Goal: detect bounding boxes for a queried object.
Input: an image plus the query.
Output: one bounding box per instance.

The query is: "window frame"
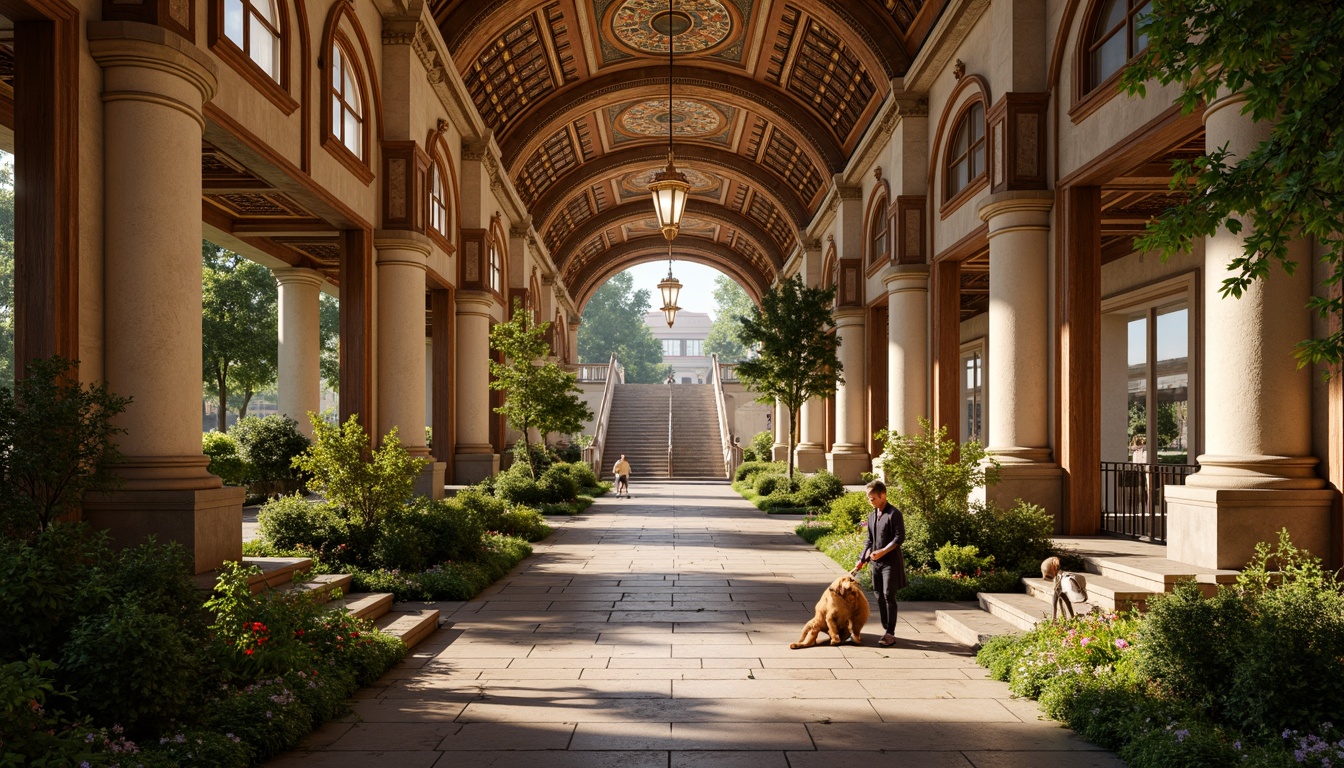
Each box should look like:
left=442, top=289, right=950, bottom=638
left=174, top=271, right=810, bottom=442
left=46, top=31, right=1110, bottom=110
left=943, top=100, right=987, bottom=207
left=209, top=0, right=297, bottom=114
left=487, top=238, right=503, bottom=296
left=322, top=32, right=374, bottom=184
left=428, top=160, right=450, bottom=241
left=959, top=339, right=987, bottom=446
left=1070, top=0, right=1154, bottom=123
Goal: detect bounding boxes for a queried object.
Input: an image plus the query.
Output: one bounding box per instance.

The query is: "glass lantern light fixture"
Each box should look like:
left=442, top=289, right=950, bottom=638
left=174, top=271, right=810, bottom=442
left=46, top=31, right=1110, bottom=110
left=657, top=244, right=682, bottom=327
left=647, top=0, right=691, bottom=241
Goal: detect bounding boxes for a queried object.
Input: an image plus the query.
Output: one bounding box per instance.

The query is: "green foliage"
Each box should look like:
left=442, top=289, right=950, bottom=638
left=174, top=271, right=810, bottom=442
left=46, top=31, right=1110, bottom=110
left=539, top=462, right=580, bottom=502
left=344, top=533, right=533, bottom=600
left=813, top=528, right=872, bottom=590
left=934, top=543, right=994, bottom=575
left=895, top=568, right=1022, bottom=601
left=490, top=299, right=593, bottom=477
left=548, top=460, right=599, bottom=491
left=1136, top=530, right=1344, bottom=741
left=1120, top=0, right=1344, bottom=369
left=578, top=270, right=672, bottom=383
left=971, top=501, right=1055, bottom=573
left=229, top=415, right=311, bottom=485
left=494, top=462, right=548, bottom=506
left=319, top=293, right=340, bottom=392
left=0, top=162, right=13, bottom=389
left=1128, top=400, right=1181, bottom=448
left=704, top=275, right=755, bottom=363
left=203, top=430, right=251, bottom=486
left=202, top=243, right=278, bottom=431
left=734, top=460, right=784, bottom=483
left=257, top=495, right=349, bottom=560
left=797, top=469, right=844, bottom=508
left=0, top=657, right=104, bottom=767
left=292, top=414, right=428, bottom=557
left=877, top=417, right=996, bottom=521
left=824, top=491, right=870, bottom=531
left=0, top=356, right=129, bottom=535
left=753, top=472, right=796, bottom=496
left=742, top=430, right=774, bottom=463
left=734, top=275, right=841, bottom=478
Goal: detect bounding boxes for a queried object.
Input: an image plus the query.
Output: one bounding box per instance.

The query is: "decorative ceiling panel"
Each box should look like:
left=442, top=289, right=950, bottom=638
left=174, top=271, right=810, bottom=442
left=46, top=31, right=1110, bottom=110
left=606, top=98, right=737, bottom=147
left=595, top=0, right=752, bottom=65
left=516, top=126, right=580, bottom=208
left=760, top=128, right=822, bottom=205
left=784, top=11, right=876, bottom=140
left=745, top=194, right=794, bottom=252
left=544, top=192, right=596, bottom=252
left=880, top=0, right=929, bottom=32
left=616, top=164, right=722, bottom=204
left=466, top=13, right=558, bottom=132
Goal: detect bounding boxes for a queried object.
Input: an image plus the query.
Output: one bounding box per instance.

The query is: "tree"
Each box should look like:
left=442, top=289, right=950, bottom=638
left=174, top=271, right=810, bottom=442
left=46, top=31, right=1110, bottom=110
left=704, top=275, right=754, bottom=363
left=577, top=270, right=671, bottom=383
left=1122, top=0, right=1344, bottom=369
left=491, top=299, right=594, bottom=477
left=734, top=275, right=841, bottom=478
left=319, top=293, right=340, bottom=392
left=202, top=243, right=278, bottom=431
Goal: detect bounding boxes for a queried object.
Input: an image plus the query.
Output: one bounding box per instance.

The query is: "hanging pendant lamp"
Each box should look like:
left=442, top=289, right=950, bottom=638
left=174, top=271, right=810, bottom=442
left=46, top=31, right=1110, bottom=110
left=658, top=243, right=682, bottom=327
left=647, top=0, right=691, bottom=241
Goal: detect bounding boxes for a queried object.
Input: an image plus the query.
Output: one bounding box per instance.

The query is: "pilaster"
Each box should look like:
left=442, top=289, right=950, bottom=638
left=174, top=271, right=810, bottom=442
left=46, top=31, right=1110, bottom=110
left=827, top=308, right=870, bottom=482
left=455, top=290, right=498, bottom=483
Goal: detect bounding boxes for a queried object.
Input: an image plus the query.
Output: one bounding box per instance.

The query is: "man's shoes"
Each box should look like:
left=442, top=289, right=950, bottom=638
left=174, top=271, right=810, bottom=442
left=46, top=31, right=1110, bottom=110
left=877, top=635, right=896, bottom=647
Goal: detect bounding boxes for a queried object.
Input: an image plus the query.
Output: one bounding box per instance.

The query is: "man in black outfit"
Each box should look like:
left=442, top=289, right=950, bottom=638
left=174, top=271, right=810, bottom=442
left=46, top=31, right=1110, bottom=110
left=853, top=479, right=907, bottom=647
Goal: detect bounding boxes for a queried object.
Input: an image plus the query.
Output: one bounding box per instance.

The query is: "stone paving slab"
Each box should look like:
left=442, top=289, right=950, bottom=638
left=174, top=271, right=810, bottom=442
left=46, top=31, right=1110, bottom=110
left=268, top=481, right=1117, bottom=766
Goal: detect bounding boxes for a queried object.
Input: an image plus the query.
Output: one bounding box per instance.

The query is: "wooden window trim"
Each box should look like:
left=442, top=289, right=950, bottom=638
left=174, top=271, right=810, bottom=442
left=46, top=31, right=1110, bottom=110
left=865, top=193, right=890, bottom=277
left=322, top=33, right=373, bottom=185
left=209, top=0, right=297, bottom=115
left=939, top=99, right=989, bottom=219
left=1069, top=0, right=1152, bottom=124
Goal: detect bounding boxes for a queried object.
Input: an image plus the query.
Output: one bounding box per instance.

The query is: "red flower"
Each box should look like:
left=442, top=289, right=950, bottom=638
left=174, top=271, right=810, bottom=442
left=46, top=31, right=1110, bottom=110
left=244, top=649, right=254, bottom=656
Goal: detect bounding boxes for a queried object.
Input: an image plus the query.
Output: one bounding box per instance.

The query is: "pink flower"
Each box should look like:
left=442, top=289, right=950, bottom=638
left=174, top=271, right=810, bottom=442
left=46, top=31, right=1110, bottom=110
left=1114, top=638, right=1129, bottom=649
left=1080, top=637, right=1091, bottom=646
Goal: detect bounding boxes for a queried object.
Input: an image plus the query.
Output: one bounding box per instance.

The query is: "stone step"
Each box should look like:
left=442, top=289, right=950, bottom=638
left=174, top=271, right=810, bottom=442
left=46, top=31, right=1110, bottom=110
left=977, top=592, right=1054, bottom=631
left=330, top=592, right=395, bottom=622
left=1083, top=555, right=1237, bottom=597
left=1022, top=574, right=1155, bottom=613
left=376, top=607, right=441, bottom=649
left=935, top=606, right=1022, bottom=649
left=277, top=573, right=353, bottom=603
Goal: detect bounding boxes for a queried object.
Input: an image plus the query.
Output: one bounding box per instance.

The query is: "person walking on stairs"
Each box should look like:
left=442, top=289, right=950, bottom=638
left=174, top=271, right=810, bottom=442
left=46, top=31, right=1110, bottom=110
left=612, top=454, right=632, bottom=498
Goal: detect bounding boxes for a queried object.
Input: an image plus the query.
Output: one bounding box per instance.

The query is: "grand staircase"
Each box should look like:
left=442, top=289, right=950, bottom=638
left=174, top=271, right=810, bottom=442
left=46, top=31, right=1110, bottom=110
left=601, top=383, right=727, bottom=480
left=934, top=539, right=1238, bottom=648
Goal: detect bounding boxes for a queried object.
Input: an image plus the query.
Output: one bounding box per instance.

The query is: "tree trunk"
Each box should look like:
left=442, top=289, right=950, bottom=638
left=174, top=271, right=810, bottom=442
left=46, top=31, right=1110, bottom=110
left=237, top=387, right=254, bottom=426
left=786, top=407, right=798, bottom=479
left=522, top=424, right=536, bottom=479
left=216, top=372, right=229, bottom=432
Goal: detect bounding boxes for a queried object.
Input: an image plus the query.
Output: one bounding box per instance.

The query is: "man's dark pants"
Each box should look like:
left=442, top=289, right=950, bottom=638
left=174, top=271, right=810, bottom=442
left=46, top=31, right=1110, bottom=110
left=870, top=561, right=899, bottom=634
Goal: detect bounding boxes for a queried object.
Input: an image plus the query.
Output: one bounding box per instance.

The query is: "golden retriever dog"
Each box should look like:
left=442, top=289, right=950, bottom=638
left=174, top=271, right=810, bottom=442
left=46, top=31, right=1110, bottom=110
left=790, top=574, right=869, bottom=649
left=1041, top=556, right=1061, bottom=580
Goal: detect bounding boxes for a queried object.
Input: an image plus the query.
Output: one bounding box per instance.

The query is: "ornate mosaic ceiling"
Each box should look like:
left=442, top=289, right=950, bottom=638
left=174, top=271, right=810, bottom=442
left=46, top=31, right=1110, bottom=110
left=434, top=0, right=947, bottom=298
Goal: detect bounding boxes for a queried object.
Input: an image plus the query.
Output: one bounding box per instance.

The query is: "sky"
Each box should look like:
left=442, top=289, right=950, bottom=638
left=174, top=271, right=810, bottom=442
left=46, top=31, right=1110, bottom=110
left=618, top=259, right=730, bottom=320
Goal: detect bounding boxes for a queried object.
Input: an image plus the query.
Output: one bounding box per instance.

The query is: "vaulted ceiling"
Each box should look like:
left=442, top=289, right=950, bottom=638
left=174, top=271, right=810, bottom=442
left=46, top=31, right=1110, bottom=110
left=432, top=0, right=947, bottom=300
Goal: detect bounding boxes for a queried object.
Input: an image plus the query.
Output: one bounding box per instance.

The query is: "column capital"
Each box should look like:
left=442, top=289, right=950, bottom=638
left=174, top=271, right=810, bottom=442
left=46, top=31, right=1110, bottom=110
left=374, top=229, right=433, bottom=256
left=87, top=21, right=217, bottom=104
left=882, top=264, right=930, bottom=292
left=832, top=307, right=867, bottom=326
left=977, top=190, right=1054, bottom=224
left=456, top=289, right=495, bottom=315
left=272, top=266, right=325, bottom=289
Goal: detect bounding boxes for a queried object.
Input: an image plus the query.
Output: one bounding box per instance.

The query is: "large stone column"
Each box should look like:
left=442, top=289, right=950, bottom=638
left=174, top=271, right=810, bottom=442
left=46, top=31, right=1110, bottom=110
left=977, top=191, right=1062, bottom=523
left=84, top=22, right=242, bottom=573
left=795, top=397, right=826, bottom=472
left=1165, top=93, right=1334, bottom=568
left=375, top=232, right=444, bottom=498
left=274, top=268, right=323, bottom=437
left=455, top=291, right=498, bottom=482
left=885, top=266, right=929, bottom=436
left=770, top=399, right=790, bottom=462
left=827, top=308, right=870, bottom=482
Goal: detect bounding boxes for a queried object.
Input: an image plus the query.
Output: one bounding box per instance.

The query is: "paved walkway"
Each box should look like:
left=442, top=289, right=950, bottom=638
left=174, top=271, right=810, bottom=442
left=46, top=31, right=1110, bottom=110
left=270, top=481, right=1122, bottom=768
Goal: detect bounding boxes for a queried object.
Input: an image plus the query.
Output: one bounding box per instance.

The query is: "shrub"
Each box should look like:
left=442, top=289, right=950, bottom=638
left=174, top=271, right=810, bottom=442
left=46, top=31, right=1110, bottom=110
left=744, top=430, right=774, bottom=463
left=257, top=495, right=349, bottom=560
left=552, top=442, right=582, bottom=464
left=0, top=356, right=129, bottom=536
left=877, top=417, right=996, bottom=521
left=496, top=504, right=551, bottom=541
left=815, top=527, right=871, bottom=590
left=204, top=430, right=252, bottom=486
left=539, top=463, right=580, bottom=502
left=734, top=460, right=783, bottom=483
left=973, top=500, right=1055, bottom=572
left=824, top=492, right=870, bottom=531
left=934, top=543, right=994, bottom=575
left=230, top=415, right=311, bottom=485
left=902, top=504, right=979, bottom=570
left=550, top=460, right=599, bottom=491
left=494, top=463, right=547, bottom=506
left=797, top=469, right=845, bottom=508
left=453, top=487, right=511, bottom=532
left=895, top=568, right=1021, bottom=601
left=754, top=472, right=796, bottom=496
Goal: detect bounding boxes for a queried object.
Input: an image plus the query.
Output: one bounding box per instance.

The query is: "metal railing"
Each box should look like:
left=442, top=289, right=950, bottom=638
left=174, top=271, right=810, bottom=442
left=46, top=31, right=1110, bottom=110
left=1099, top=461, right=1199, bottom=543
left=582, top=354, right=624, bottom=476
left=708, top=354, right=740, bottom=479
left=574, top=362, right=620, bottom=383
left=666, top=386, right=674, bottom=477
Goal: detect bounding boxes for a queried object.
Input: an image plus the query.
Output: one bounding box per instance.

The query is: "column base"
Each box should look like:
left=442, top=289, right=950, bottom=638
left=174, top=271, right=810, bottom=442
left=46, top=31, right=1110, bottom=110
left=984, top=461, right=1063, bottom=532
left=415, top=461, right=447, bottom=500
left=771, top=443, right=791, bottom=462
left=454, top=452, right=499, bottom=485
left=827, top=446, right=871, bottom=484
left=1164, top=485, right=1338, bottom=570
left=83, top=485, right=245, bottom=574
left=794, top=443, right=825, bottom=473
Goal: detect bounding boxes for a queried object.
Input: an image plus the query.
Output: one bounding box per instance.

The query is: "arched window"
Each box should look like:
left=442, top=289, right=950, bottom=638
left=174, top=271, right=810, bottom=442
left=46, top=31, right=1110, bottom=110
left=946, top=101, right=985, bottom=200
left=487, top=239, right=502, bottom=294
left=223, top=0, right=281, bottom=81
left=330, top=38, right=364, bottom=160
left=868, top=201, right=888, bottom=265
left=429, top=163, right=449, bottom=238
left=1086, top=0, right=1152, bottom=91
